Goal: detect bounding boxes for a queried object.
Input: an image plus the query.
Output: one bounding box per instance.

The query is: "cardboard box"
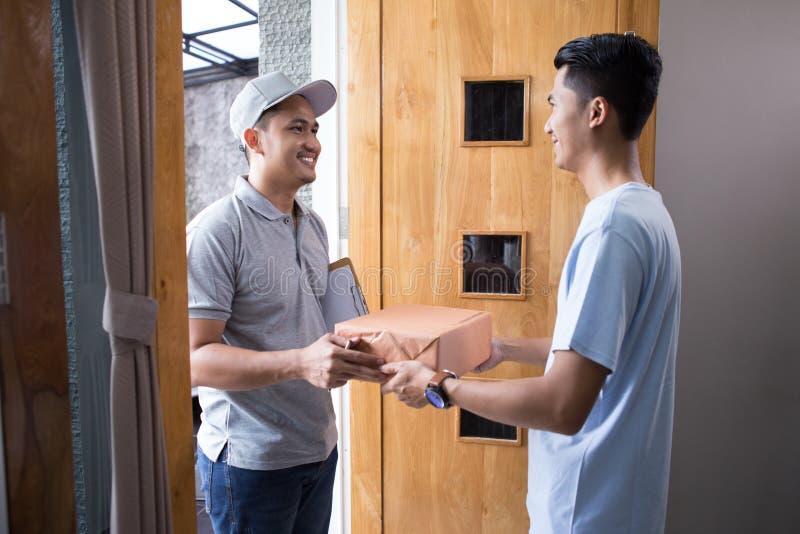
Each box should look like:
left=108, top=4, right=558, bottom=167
left=334, top=304, right=492, bottom=376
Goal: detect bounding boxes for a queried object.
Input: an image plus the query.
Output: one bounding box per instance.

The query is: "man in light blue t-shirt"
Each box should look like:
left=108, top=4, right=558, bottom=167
left=381, top=33, right=680, bottom=533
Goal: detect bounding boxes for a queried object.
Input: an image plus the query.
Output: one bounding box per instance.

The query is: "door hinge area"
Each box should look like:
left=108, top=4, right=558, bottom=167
left=339, top=207, right=349, bottom=240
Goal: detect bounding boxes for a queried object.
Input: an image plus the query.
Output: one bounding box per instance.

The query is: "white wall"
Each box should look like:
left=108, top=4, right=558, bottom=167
left=311, top=1, right=350, bottom=532
left=656, top=1, right=800, bottom=531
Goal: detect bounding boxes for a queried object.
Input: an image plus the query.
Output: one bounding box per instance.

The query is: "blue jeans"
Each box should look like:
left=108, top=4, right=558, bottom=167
left=197, top=445, right=337, bottom=534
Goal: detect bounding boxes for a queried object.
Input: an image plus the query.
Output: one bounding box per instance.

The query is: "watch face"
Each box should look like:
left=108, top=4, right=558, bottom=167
left=425, top=388, right=446, bottom=409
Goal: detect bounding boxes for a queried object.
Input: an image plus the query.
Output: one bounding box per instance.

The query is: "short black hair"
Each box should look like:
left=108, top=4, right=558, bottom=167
left=554, top=33, right=662, bottom=140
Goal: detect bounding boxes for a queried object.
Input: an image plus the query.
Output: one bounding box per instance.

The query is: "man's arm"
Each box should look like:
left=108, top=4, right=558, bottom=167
left=475, top=337, right=553, bottom=372
left=382, top=350, right=608, bottom=435
left=190, top=318, right=387, bottom=390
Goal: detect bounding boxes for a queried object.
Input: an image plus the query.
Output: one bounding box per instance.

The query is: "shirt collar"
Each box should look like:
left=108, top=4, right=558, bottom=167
left=234, top=175, right=308, bottom=220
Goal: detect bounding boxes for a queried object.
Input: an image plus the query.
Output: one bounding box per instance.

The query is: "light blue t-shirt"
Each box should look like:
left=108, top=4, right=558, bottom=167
left=528, top=182, right=681, bottom=534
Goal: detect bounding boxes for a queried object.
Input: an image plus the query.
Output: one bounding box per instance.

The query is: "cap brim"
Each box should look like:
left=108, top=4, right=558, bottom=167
left=295, top=79, right=338, bottom=117
left=260, top=79, right=338, bottom=119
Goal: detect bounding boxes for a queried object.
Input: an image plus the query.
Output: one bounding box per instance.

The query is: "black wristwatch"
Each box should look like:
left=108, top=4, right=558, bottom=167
left=425, top=370, right=458, bottom=409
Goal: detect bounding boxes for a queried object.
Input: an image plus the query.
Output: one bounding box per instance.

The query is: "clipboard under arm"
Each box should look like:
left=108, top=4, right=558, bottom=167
left=320, top=257, right=369, bottom=333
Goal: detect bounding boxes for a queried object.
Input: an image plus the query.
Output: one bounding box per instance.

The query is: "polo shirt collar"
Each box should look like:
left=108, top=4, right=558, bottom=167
left=234, top=175, right=308, bottom=220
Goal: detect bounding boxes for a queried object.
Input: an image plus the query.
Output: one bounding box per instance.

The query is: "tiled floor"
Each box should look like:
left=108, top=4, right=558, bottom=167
left=196, top=500, right=214, bottom=534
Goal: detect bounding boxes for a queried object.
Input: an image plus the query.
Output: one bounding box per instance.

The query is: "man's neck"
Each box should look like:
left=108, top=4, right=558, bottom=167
left=246, top=170, right=298, bottom=215
left=576, top=141, right=647, bottom=200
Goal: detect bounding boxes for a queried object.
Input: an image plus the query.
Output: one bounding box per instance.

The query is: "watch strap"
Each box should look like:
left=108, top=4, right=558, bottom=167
left=427, top=370, right=458, bottom=388
left=426, top=370, right=458, bottom=408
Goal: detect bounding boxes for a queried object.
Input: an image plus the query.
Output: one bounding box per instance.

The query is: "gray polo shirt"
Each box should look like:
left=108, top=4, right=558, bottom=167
left=187, top=175, right=336, bottom=470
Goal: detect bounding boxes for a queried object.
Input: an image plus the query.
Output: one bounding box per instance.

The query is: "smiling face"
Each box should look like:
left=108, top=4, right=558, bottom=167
left=544, top=67, right=592, bottom=173
left=251, top=94, right=321, bottom=188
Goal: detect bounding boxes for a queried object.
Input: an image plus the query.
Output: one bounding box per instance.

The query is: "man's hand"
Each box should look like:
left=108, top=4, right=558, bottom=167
left=299, top=334, right=387, bottom=389
left=474, top=337, right=506, bottom=373
left=380, top=360, right=437, bottom=408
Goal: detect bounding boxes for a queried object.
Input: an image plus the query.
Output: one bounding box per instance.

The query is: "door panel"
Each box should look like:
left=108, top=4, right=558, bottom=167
left=348, top=1, right=659, bottom=532
left=0, top=1, right=75, bottom=532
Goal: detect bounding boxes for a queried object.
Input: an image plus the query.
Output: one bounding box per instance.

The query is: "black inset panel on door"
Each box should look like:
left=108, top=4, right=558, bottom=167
left=461, top=232, right=525, bottom=298
left=464, top=79, right=526, bottom=142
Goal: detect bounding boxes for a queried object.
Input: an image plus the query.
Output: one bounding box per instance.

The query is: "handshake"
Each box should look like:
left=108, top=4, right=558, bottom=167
left=380, top=343, right=504, bottom=408
left=302, top=333, right=505, bottom=410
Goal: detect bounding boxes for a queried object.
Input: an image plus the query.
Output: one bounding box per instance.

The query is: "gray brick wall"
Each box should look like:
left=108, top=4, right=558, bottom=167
left=259, top=0, right=313, bottom=206
left=259, top=0, right=311, bottom=84
left=184, top=76, right=250, bottom=222
left=184, top=0, right=313, bottom=222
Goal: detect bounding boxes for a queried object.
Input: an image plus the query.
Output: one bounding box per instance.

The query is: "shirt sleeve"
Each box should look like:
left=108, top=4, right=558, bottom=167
left=186, top=223, right=236, bottom=322
left=553, top=229, right=645, bottom=372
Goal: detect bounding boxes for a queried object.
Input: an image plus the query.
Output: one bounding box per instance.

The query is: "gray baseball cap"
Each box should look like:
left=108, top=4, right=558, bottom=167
left=229, top=71, right=337, bottom=141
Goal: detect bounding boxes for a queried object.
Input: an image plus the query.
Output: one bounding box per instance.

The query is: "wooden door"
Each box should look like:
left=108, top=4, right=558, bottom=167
left=0, top=1, right=75, bottom=531
left=348, top=1, right=659, bottom=532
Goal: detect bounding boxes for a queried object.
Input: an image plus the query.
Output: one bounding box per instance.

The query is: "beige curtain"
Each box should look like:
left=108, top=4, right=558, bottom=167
left=72, top=1, right=172, bottom=532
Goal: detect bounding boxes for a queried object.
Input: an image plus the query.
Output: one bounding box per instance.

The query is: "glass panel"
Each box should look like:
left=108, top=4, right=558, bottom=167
left=183, top=53, right=213, bottom=70
left=182, top=0, right=254, bottom=34
left=200, top=24, right=260, bottom=59
left=464, top=80, right=525, bottom=142
left=459, top=408, right=519, bottom=441
left=462, top=234, right=523, bottom=295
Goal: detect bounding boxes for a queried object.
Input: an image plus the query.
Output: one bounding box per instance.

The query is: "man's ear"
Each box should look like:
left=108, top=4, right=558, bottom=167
left=242, top=127, right=260, bottom=153
left=588, top=96, right=609, bottom=129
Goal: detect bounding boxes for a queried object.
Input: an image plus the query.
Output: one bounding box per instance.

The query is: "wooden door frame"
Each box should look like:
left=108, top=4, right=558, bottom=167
left=347, top=0, right=384, bottom=532
left=617, top=0, right=661, bottom=185
left=154, top=0, right=196, bottom=532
